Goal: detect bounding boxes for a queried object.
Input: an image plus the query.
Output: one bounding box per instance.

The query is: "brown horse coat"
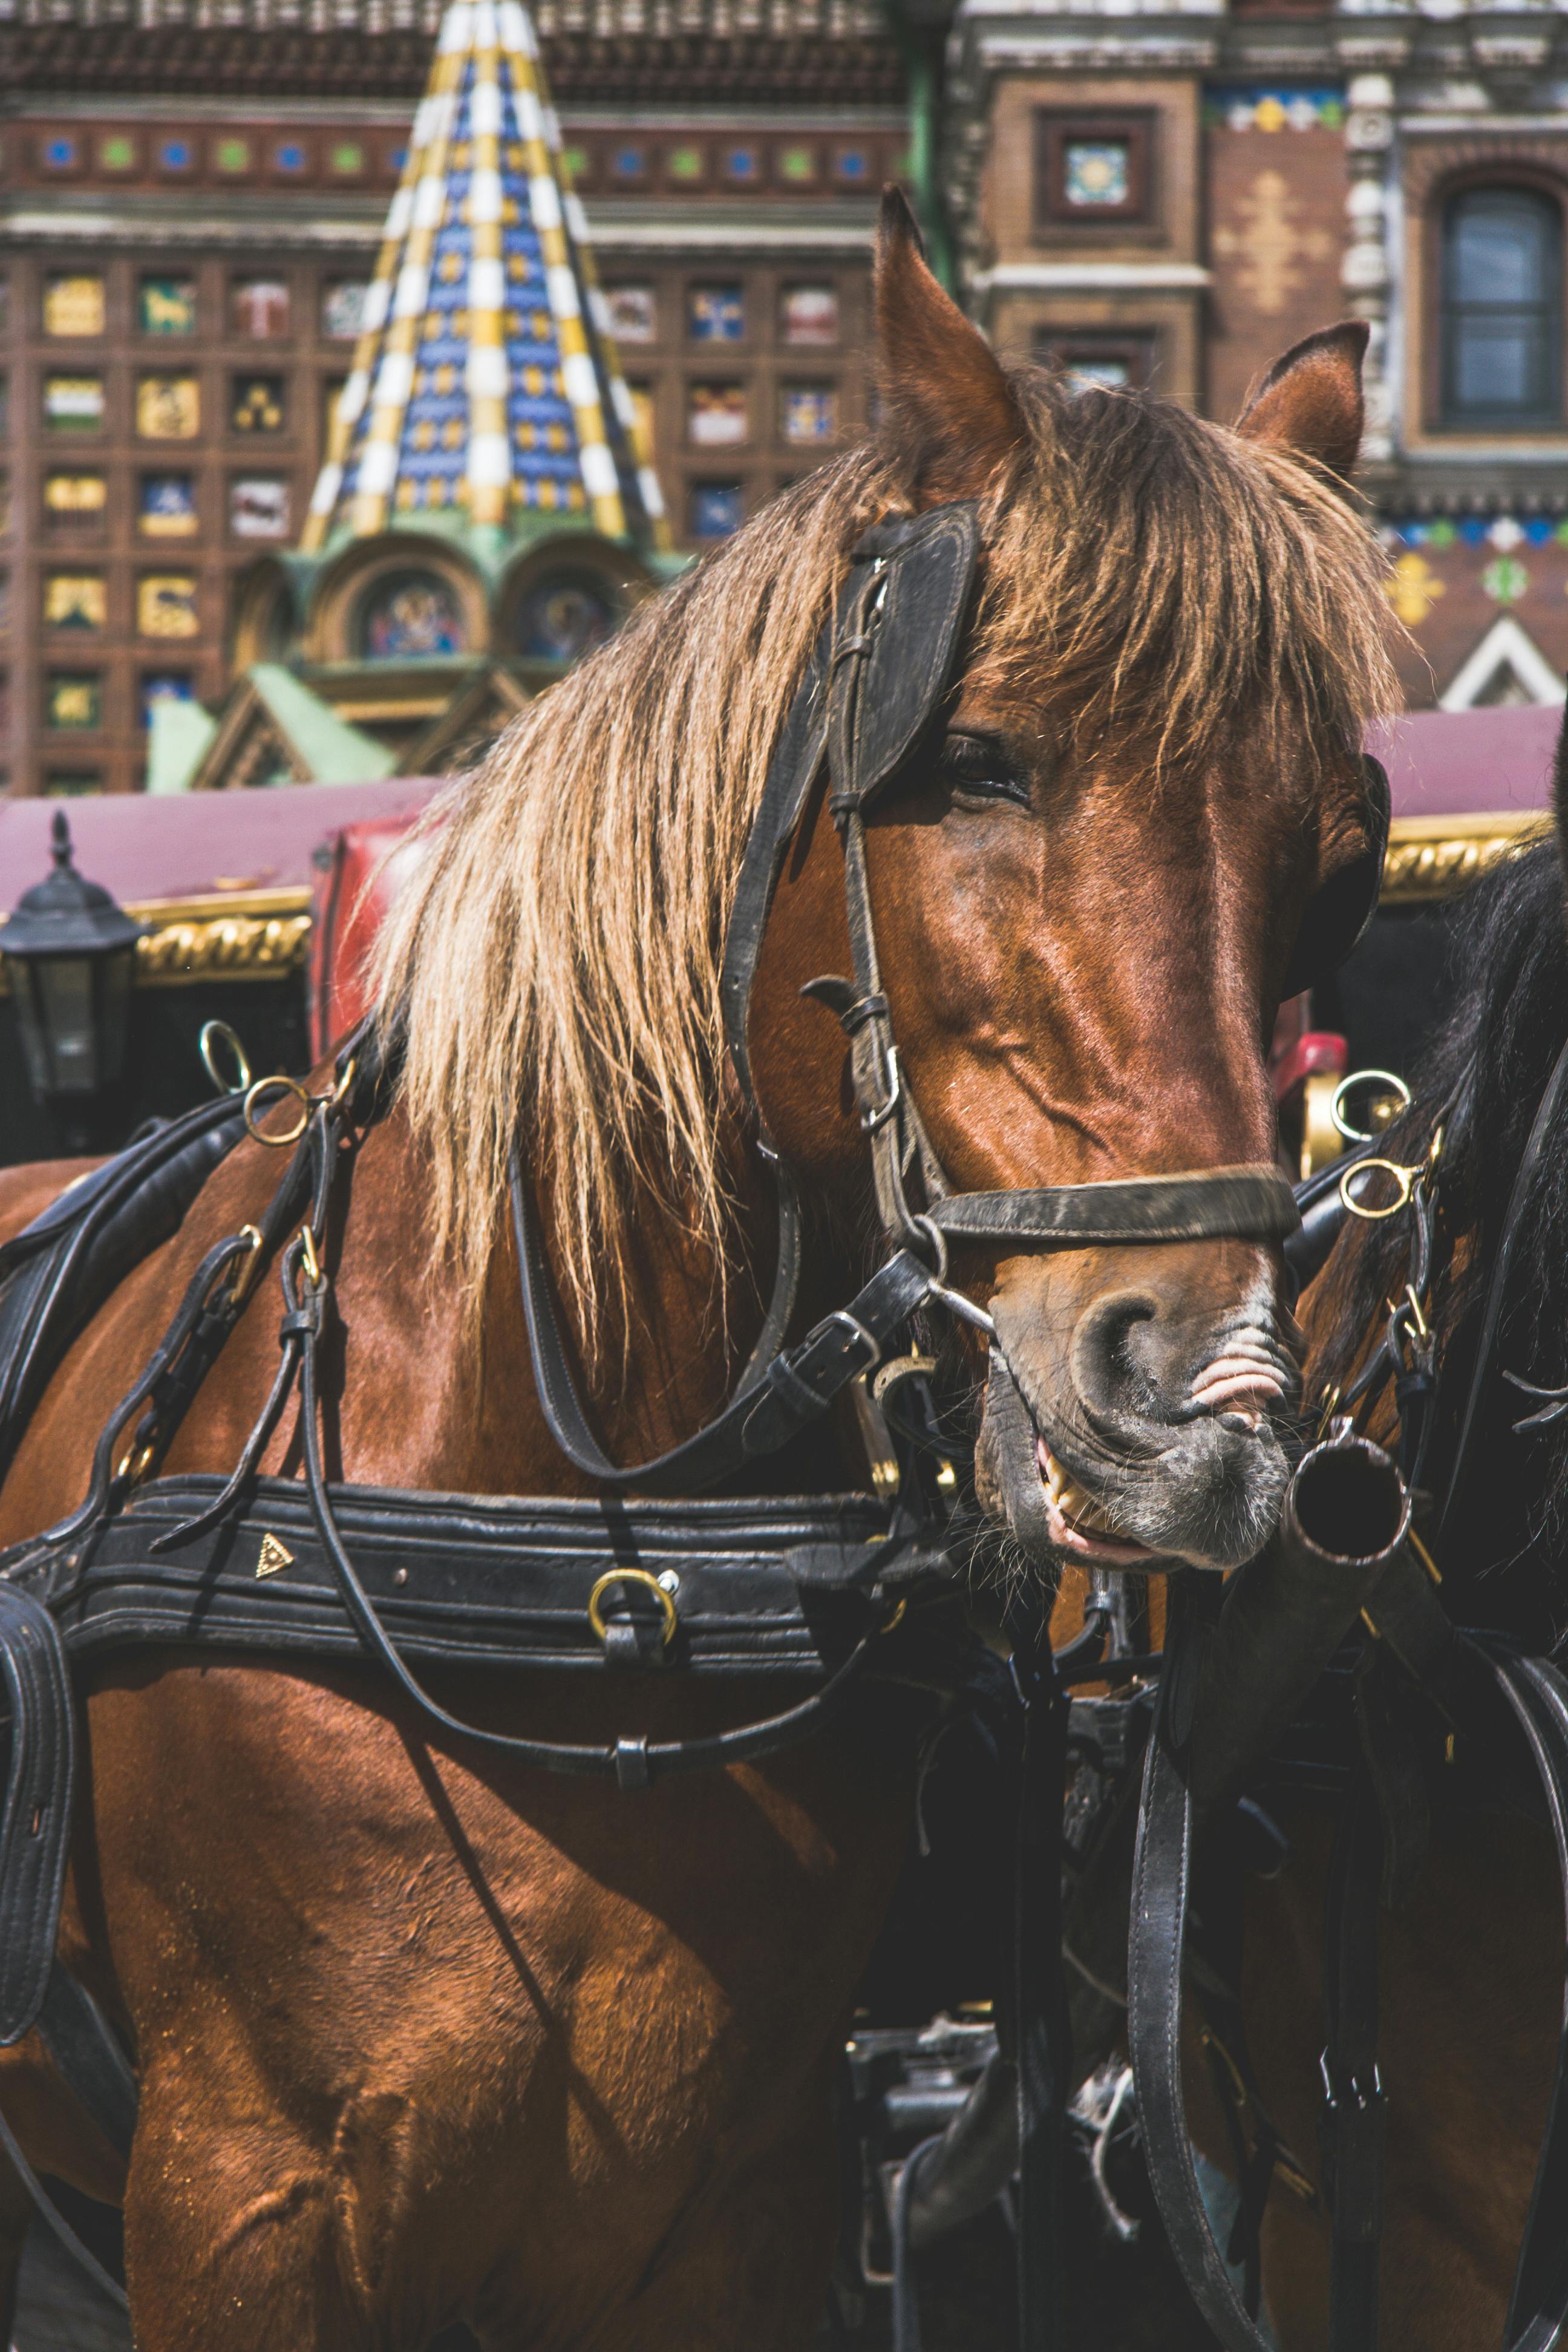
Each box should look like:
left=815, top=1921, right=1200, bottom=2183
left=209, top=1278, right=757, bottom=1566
left=0, top=196, right=1396, bottom=2348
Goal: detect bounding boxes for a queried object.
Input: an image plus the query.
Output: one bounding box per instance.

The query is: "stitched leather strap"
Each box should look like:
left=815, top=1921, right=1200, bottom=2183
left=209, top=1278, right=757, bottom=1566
left=511, top=1149, right=935, bottom=1494
left=0, top=1582, right=74, bottom=2048
left=928, top=1168, right=1299, bottom=1249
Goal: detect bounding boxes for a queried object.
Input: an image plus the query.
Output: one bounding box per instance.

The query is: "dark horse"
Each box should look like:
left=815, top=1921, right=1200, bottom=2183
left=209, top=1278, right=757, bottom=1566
left=1200, top=719, right=1568, bottom=2349
left=0, top=196, right=1394, bottom=2347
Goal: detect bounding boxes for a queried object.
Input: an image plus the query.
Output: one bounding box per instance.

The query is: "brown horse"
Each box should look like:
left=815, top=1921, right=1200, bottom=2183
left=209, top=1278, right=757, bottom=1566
left=0, top=195, right=1394, bottom=2348
left=1189, top=776, right=1568, bottom=2352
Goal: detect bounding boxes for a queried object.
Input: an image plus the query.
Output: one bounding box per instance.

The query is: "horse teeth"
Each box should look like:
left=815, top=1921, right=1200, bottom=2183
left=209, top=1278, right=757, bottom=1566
left=1034, top=1440, right=1117, bottom=1535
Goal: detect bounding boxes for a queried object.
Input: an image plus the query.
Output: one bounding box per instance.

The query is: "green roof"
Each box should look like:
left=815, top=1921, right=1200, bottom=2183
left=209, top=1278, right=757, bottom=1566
left=249, top=665, right=398, bottom=783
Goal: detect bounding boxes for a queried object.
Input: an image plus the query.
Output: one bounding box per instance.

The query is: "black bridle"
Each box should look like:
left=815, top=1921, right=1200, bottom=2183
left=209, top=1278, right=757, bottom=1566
left=512, top=498, right=1305, bottom=1500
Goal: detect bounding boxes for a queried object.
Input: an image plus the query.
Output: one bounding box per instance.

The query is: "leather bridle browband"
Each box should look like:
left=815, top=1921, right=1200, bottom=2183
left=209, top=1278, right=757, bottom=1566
left=511, top=499, right=1302, bottom=1496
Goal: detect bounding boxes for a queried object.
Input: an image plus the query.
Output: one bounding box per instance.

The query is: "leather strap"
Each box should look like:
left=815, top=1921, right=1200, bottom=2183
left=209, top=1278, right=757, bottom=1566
left=36, top=1962, right=137, bottom=2164
left=1127, top=1581, right=1278, bottom=2352
left=0, top=1582, right=74, bottom=2048
left=928, top=1169, right=1299, bottom=1249
left=511, top=1150, right=935, bottom=1494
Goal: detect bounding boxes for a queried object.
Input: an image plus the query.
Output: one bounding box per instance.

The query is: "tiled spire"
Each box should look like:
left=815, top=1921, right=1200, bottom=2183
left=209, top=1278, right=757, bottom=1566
left=300, top=0, right=667, bottom=553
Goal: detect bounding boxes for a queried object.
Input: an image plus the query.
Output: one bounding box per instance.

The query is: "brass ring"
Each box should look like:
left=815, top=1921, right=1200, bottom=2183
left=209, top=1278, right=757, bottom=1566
left=1331, top=1068, right=1412, bottom=1146
left=199, top=1019, right=252, bottom=1097
left=587, top=1568, right=678, bottom=1650
left=1339, top=1157, right=1415, bottom=1221
left=243, top=1075, right=312, bottom=1148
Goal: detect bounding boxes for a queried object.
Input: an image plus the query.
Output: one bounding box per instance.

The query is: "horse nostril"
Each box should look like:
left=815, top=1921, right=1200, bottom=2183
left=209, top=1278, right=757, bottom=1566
left=1070, top=1290, right=1163, bottom=1428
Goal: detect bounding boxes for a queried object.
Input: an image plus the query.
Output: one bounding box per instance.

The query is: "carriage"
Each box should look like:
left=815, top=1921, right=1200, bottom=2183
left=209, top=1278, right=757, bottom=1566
left=1, top=203, right=1566, bottom=2352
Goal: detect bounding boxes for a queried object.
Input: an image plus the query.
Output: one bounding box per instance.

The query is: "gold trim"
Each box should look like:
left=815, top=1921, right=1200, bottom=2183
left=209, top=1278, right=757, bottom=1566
left=134, top=912, right=312, bottom=987
left=1381, top=812, right=1552, bottom=904
left=125, top=887, right=315, bottom=988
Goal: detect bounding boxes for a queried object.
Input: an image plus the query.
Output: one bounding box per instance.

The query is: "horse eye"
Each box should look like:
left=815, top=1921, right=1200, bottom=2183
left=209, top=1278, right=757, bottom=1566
left=938, top=733, right=1030, bottom=809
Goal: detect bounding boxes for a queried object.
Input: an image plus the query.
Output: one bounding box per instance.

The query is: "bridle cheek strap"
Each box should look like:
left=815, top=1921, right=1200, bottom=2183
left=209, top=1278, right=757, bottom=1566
left=515, top=498, right=1300, bottom=1498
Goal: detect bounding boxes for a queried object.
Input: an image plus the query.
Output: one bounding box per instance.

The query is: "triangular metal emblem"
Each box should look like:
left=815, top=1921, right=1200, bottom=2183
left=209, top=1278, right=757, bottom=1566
left=255, top=1533, right=294, bottom=1581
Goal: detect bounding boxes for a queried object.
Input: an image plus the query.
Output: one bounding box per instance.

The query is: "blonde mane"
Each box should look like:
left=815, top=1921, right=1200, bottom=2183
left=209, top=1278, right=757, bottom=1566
left=371, top=372, right=1397, bottom=1339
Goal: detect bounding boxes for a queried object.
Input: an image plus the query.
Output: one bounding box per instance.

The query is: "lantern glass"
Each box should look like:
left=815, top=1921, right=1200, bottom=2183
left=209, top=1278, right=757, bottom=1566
left=33, top=955, right=98, bottom=1094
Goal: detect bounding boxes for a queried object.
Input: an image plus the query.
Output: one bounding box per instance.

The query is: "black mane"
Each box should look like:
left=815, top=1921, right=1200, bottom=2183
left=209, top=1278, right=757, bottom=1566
left=1312, top=829, right=1568, bottom=1615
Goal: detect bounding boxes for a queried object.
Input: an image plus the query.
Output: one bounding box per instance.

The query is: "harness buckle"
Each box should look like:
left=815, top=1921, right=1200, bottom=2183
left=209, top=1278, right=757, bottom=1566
left=820, top=1309, right=884, bottom=1377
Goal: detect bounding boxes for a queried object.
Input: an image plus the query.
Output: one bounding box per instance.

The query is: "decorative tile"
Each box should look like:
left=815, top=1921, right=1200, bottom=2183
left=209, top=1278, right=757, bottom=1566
left=44, top=276, right=104, bottom=338
left=1063, top=140, right=1129, bottom=209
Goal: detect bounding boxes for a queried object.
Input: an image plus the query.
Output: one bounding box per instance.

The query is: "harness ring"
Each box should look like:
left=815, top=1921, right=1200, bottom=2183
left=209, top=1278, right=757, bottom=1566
left=587, top=1569, right=679, bottom=1651
left=243, top=1075, right=313, bottom=1148
left=1339, top=1156, right=1417, bottom=1221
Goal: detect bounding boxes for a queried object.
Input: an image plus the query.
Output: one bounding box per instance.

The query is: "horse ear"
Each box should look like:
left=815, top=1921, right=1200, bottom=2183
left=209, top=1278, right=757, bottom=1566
left=1234, top=321, right=1368, bottom=480
left=875, top=186, right=1027, bottom=502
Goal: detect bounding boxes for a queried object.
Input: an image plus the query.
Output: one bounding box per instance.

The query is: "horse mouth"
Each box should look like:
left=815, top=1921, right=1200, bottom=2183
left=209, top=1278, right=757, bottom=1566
left=1034, top=1438, right=1165, bottom=1566
left=976, top=1331, right=1296, bottom=1576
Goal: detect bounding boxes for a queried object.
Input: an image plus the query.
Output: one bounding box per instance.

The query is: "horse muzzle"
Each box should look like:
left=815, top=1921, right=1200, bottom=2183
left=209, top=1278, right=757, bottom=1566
left=975, top=1263, right=1303, bottom=1572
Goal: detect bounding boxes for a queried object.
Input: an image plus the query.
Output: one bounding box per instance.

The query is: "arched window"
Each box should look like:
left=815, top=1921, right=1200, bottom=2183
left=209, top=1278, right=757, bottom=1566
left=1442, top=186, right=1563, bottom=428
left=356, top=570, right=466, bottom=661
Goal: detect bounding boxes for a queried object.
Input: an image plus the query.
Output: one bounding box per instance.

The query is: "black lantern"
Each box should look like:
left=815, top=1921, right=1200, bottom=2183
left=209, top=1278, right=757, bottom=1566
left=0, top=812, right=145, bottom=1142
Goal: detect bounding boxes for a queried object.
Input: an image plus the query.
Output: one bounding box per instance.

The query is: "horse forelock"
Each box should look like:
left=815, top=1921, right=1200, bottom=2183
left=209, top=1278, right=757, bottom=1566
left=369, top=365, right=1399, bottom=1355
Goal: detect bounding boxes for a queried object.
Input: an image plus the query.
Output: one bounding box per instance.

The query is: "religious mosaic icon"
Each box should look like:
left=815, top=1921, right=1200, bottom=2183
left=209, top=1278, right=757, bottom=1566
left=690, top=482, right=743, bottom=538
left=230, top=477, right=290, bottom=538
left=137, top=376, right=199, bottom=438
left=141, top=673, right=194, bottom=730
left=359, top=571, right=466, bottom=660
left=139, top=474, right=197, bottom=536
left=688, top=384, right=747, bottom=446
left=44, top=471, right=107, bottom=520
left=1064, top=140, right=1131, bottom=208
left=688, top=286, right=745, bottom=344
left=140, top=278, right=197, bottom=336
left=604, top=286, right=656, bottom=344
left=232, top=376, right=286, bottom=432
left=44, top=276, right=105, bottom=338
left=44, top=573, right=106, bottom=630
left=44, top=376, right=105, bottom=431
left=47, top=674, right=101, bottom=730
left=514, top=573, right=618, bottom=663
left=782, top=386, right=837, bottom=445
left=138, top=573, right=199, bottom=638
left=782, top=286, right=838, bottom=346
left=322, top=281, right=369, bottom=340
left=233, top=279, right=290, bottom=339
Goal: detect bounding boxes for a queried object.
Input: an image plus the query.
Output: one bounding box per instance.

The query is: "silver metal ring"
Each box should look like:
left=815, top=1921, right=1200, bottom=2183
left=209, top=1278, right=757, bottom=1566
left=1331, top=1068, right=1411, bottom=1145
left=907, top=1212, right=950, bottom=1285
left=199, top=1019, right=252, bottom=1097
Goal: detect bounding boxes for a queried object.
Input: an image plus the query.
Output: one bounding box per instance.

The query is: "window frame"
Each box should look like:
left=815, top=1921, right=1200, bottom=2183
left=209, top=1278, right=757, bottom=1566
left=1433, top=176, right=1566, bottom=434
left=1033, top=111, right=1157, bottom=232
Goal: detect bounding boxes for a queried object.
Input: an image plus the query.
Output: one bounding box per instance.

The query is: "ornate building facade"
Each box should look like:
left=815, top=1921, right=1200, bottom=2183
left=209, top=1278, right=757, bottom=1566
left=0, top=0, right=900, bottom=794
left=946, top=2, right=1568, bottom=713
left=3, top=0, right=1566, bottom=797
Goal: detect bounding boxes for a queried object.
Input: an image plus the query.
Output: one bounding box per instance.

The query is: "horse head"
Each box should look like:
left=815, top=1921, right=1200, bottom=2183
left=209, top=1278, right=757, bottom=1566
left=748, top=192, right=1397, bottom=1575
